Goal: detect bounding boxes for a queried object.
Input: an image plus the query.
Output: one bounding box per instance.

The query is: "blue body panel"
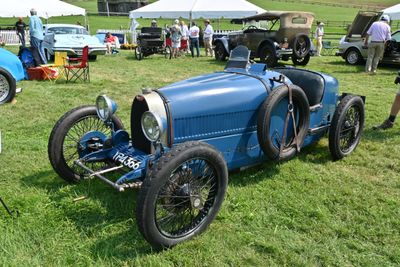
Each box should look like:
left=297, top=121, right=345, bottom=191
left=83, top=65, right=340, bottom=183
left=0, top=48, right=25, bottom=81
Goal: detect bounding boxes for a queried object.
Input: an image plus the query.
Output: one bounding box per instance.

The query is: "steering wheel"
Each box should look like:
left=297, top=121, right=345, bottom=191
left=243, top=25, right=258, bottom=31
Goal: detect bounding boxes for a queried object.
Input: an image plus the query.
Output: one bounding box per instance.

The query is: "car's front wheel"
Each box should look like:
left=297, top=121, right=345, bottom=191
left=136, top=141, right=228, bottom=250
left=135, top=46, right=143, bottom=60
left=48, top=105, right=124, bottom=183
left=0, top=69, right=16, bottom=104
left=215, top=42, right=227, bottom=61
left=345, top=48, right=363, bottom=65
left=259, top=44, right=277, bottom=67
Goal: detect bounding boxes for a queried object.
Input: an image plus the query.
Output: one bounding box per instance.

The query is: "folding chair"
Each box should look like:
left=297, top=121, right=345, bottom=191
left=64, top=46, right=90, bottom=83
left=40, top=51, right=67, bottom=82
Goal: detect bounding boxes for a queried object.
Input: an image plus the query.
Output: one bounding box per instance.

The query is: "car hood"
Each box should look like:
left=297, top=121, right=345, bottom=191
left=53, top=34, right=105, bottom=47
left=346, top=11, right=382, bottom=38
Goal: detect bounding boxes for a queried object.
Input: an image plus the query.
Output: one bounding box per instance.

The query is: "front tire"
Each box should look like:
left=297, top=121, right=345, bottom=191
left=215, top=42, right=227, bottom=61
left=259, top=44, right=278, bottom=67
left=345, top=48, right=363, bottom=65
left=48, top=105, right=124, bottom=182
left=0, top=69, right=16, bottom=104
left=137, top=141, right=228, bottom=250
left=329, top=95, right=365, bottom=160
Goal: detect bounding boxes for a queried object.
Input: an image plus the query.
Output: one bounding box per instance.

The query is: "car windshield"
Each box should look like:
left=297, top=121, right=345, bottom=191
left=47, top=27, right=88, bottom=35
left=392, top=31, right=400, bottom=42
left=243, top=19, right=280, bottom=31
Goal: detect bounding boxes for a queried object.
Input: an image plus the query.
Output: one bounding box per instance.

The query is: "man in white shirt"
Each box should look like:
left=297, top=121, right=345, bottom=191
left=364, top=15, right=391, bottom=74
left=315, top=21, right=324, bottom=56
left=203, top=19, right=214, bottom=57
left=189, top=21, right=200, bottom=57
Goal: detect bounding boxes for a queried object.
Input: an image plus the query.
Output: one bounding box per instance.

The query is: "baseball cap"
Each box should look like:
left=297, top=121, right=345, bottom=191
left=381, top=15, right=390, bottom=22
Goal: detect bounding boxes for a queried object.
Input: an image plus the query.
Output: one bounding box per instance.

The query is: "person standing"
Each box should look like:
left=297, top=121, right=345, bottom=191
left=203, top=19, right=214, bottom=57
left=29, top=8, right=47, bottom=64
left=364, top=15, right=391, bottom=74
left=15, top=17, right=27, bottom=47
left=315, top=21, right=324, bottom=56
left=180, top=20, right=190, bottom=53
left=170, top=19, right=182, bottom=58
left=189, top=21, right=200, bottom=58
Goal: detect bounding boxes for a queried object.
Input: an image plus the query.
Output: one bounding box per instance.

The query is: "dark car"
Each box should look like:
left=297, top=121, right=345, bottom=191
left=214, top=11, right=315, bottom=67
left=48, top=46, right=365, bottom=250
left=337, top=11, right=400, bottom=65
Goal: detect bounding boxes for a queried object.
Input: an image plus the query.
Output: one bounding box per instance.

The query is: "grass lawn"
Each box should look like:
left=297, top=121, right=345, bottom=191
left=0, top=47, right=399, bottom=265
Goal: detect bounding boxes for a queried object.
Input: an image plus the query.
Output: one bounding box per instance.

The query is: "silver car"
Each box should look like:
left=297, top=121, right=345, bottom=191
left=43, top=24, right=107, bottom=61
left=337, top=11, right=400, bottom=65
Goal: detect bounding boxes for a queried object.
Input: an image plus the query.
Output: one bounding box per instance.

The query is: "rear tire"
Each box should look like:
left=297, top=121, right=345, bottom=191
left=292, top=53, right=310, bottom=66
left=329, top=95, right=365, bottom=160
left=293, top=34, right=311, bottom=58
left=345, top=48, right=363, bottom=65
left=135, top=46, right=143, bottom=60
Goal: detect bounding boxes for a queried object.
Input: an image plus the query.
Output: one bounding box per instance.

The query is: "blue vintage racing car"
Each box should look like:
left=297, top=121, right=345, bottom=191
left=0, top=48, right=25, bottom=104
left=48, top=46, right=365, bottom=249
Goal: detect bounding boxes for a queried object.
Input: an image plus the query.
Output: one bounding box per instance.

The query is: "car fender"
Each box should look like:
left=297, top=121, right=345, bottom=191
left=214, top=37, right=229, bottom=54
left=344, top=46, right=364, bottom=58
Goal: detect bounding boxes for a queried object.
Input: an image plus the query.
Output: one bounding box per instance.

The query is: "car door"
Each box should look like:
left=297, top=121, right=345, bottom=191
left=383, top=30, right=400, bottom=61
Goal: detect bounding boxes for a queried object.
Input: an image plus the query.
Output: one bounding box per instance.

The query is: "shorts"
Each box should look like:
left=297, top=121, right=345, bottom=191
left=172, top=41, right=181, bottom=49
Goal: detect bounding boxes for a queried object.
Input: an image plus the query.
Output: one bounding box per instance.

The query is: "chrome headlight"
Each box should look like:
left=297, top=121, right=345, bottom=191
left=96, top=95, right=117, bottom=122
left=141, top=111, right=164, bottom=142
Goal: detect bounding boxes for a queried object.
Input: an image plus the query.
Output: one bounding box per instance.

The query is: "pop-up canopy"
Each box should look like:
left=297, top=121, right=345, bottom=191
left=129, top=0, right=265, bottom=19
left=382, top=4, right=400, bottom=21
left=0, top=0, right=86, bottom=18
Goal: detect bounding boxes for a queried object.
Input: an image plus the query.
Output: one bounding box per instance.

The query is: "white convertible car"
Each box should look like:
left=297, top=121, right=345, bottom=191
left=43, top=24, right=107, bottom=61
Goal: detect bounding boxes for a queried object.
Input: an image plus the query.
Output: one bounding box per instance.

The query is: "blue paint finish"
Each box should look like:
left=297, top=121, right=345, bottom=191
left=81, top=64, right=344, bottom=184
left=0, top=48, right=25, bottom=81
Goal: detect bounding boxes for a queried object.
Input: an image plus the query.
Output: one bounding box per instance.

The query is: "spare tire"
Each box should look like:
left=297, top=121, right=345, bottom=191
left=293, top=34, right=311, bottom=58
left=257, top=84, right=310, bottom=161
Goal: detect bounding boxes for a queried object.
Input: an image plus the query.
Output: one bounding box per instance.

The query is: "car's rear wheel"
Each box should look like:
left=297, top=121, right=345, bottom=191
left=215, top=42, right=227, bottom=61
left=345, top=48, right=362, bottom=65
left=292, top=53, right=310, bottom=66
left=329, top=95, right=364, bottom=160
left=48, top=105, right=124, bottom=182
left=0, top=69, right=16, bottom=104
left=137, top=141, right=228, bottom=250
left=259, top=44, right=277, bottom=67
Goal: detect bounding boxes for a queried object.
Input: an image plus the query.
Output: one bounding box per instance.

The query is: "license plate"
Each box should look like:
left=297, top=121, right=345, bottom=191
left=112, top=151, right=141, bottom=170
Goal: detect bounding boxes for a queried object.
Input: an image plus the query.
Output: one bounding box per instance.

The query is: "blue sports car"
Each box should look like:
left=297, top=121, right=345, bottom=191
left=48, top=46, right=365, bottom=249
left=0, top=48, right=25, bottom=104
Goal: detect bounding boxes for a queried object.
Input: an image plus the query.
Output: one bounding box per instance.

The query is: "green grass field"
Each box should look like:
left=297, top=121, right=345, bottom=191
left=0, top=46, right=399, bottom=265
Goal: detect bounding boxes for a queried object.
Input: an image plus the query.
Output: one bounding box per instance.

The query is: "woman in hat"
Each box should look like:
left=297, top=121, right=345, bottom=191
left=315, top=21, right=325, bottom=56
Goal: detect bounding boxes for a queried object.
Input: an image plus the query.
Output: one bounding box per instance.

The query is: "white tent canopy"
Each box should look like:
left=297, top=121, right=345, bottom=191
left=382, top=4, right=400, bottom=21
left=0, top=0, right=86, bottom=18
left=129, top=0, right=265, bottom=19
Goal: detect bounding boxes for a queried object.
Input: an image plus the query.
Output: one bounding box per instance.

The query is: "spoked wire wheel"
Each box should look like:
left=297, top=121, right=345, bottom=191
left=329, top=95, right=365, bottom=160
left=0, top=70, right=16, bottom=104
left=48, top=105, right=124, bottom=182
left=155, top=158, right=218, bottom=238
left=137, top=141, right=228, bottom=249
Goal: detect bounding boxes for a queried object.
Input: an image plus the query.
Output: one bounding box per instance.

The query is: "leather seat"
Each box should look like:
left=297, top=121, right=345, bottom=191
left=274, top=68, right=324, bottom=106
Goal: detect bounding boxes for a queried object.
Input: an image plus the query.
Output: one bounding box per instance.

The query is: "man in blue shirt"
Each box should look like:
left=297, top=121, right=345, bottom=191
left=29, top=8, right=47, bottom=64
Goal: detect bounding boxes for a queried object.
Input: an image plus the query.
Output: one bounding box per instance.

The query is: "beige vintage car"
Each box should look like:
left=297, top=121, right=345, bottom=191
left=214, top=11, right=315, bottom=67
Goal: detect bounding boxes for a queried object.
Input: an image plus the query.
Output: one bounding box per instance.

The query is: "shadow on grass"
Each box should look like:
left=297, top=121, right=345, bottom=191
left=21, top=169, right=154, bottom=257
left=361, top=127, right=399, bottom=142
